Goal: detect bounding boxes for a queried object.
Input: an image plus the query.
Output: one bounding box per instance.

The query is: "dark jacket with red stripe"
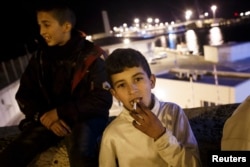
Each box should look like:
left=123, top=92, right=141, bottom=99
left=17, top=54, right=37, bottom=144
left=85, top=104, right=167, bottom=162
left=15, top=30, right=112, bottom=127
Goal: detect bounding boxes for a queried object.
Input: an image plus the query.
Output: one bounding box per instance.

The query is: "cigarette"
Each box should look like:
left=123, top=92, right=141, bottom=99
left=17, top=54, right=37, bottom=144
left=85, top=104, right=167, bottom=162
left=133, top=102, right=137, bottom=111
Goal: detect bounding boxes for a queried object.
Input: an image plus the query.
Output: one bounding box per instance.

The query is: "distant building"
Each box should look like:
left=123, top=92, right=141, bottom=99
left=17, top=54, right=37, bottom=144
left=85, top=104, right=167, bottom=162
left=204, top=42, right=250, bottom=62
left=153, top=73, right=250, bottom=109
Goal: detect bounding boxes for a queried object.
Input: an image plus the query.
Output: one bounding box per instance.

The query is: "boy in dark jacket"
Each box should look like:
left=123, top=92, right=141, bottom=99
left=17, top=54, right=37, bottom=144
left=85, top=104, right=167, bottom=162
left=0, top=1, right=112, bottom=167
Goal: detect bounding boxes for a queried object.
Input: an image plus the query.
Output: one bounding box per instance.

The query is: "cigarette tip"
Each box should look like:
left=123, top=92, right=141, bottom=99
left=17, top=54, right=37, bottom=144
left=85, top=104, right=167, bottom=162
left=133, top=102, right=136, bottom=110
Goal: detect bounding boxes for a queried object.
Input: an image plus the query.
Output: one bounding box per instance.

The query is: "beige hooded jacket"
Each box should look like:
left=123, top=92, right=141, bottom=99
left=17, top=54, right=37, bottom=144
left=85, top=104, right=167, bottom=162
left=221, top=95, right=250, bottom=150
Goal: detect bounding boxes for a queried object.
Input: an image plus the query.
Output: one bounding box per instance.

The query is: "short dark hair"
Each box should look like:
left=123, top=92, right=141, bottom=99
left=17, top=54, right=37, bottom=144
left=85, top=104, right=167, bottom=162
left=36, top=0, right=76, bottom=27
left=105, top=48, right=152, bottom=86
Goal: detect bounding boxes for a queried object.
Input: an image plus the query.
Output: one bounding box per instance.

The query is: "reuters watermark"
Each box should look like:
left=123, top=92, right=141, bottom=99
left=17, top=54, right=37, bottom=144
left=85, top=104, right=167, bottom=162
left=208, top=151, right=249, bottom=167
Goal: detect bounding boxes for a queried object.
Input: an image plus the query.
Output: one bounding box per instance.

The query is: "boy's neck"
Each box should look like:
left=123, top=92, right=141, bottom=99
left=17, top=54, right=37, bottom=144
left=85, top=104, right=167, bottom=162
left=148, top=94, right=155, bottom=110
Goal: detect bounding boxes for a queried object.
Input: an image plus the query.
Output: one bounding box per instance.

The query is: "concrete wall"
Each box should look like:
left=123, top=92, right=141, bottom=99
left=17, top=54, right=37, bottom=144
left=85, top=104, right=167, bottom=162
left=0, top=80, right=24, bottom=127
left=152, top=78, right=249, bottom=109
left=204, top=42, right=250, bottom=63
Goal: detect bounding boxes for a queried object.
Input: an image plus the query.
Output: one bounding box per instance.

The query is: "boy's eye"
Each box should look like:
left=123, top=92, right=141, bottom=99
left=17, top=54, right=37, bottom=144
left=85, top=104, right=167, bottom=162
left=117, top=83, right=125, bottom=88
left=39, top=22, right=50, bottom=28
left=135, top=77, right=143, bottom=82
left=44, top=23, right=50, bottom=27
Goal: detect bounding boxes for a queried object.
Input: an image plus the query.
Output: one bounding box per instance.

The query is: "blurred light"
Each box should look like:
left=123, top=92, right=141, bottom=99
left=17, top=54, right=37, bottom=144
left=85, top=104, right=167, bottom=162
left=211, top=5, right=217, bottom=12
left=154, top=18, right=160, bottom=24
left=211, top=5, right=217, bottom=19
left=185, top=30, right=199, bottom=54
left=147, top=17, right=153, bottom=23
left=168, top=34, right=177, bottom=49
left=115, top=33, right=122, bottom=37
left=209, top=27, right=223, bottom=46
left=234, top=12, right=239, bottom=17
left=204, top=12, right=209, bottom=17
left=123, top=38, right=130, bottom=44
left=134, top=18, right=140, bottom=24
left=113, top=26, right=118, bottom=32
left=185, top=10, right=192, bottom=20
left=168, top=26, right=173, bottom=31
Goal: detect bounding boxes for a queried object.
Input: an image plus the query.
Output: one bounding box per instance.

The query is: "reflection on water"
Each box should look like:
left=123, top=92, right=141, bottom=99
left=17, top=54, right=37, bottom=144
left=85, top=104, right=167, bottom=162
left=158, top=35, right=167, bottom=48
left=209, top=27, right=224, bottom=46
left=165, top=26, right=225, bottom=55
left=168, top=33, right=177, bottom=49
left=185, top=30, right=199, bottom=54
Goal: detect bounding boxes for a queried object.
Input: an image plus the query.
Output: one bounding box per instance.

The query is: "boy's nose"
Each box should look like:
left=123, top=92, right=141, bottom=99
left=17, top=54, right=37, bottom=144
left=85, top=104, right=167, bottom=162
left=40, top=27, right=46, bottom=36
left=128, top=84, right=138, bottom=94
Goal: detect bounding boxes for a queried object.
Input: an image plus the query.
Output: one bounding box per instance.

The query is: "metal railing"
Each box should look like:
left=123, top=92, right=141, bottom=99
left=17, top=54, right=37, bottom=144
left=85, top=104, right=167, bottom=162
left=0, top=54, right=31, bottom=90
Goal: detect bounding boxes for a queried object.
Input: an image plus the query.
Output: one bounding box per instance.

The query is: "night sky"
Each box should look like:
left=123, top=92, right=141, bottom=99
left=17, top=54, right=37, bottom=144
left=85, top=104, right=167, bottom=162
left=2, top=0, right=249, bottom=60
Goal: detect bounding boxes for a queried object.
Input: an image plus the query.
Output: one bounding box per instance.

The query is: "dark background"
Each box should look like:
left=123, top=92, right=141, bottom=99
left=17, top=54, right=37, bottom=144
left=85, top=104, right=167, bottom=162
left=2, top=0, right=249, bottom=61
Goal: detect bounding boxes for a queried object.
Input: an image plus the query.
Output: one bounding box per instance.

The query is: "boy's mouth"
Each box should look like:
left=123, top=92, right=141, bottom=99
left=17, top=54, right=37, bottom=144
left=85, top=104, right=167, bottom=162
left=130, top=97, right=142, bottom=110
left=43, top=35, right=51, bottom=42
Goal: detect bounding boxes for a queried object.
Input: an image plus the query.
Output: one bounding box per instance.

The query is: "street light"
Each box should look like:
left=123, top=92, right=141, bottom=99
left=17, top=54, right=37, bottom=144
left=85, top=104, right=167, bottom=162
left=211, top=5, right=217, bottom=20
left=147, top=17, right=153, bottom=24
left=185, top=10, right=193, bottom=21
left=134, top=18, right=140, bottom=28
left=134, top=18, right=139, bottom=24
left=154, top=18, right=160, bottom=24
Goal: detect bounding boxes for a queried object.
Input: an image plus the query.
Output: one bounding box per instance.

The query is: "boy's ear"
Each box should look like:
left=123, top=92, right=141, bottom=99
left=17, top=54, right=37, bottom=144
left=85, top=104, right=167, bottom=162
left=63, top=22, right=72, bottom=32
left=110, top=88, right=121, bottom=101
left=150, top=74, right=156, bottom=88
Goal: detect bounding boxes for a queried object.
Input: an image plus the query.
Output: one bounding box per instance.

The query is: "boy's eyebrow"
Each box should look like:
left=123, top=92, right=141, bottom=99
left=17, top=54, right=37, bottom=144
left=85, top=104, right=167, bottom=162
left=38, top=20, right=50, bottom=25
left=41, top=20, right=50, bottom=23
left=132, top=72, right=145, bottom=78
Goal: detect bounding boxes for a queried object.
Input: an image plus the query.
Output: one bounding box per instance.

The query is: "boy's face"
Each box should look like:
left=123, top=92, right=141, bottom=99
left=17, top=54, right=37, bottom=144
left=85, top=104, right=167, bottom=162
left=37, top=11, right=71, bottom=46
left=110, top=67, right=156, bottom=111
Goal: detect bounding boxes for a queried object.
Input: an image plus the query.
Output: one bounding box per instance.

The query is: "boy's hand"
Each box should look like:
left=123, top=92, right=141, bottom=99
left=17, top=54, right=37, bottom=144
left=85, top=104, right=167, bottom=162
left=40, top=109, right=72, bottom=136
left=40, top=108, right=58, bottom=129
left=49, top=120, right=72, bottom=137
left=130, top=101, right=166, bottom=140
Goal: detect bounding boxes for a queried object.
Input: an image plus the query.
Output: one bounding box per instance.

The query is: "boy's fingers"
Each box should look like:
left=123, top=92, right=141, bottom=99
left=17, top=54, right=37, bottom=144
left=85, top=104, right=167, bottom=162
left=51, top=122, right=70, bottom=136
left=137, top=101, right=150, bottom=115
left=130, top=111, right=144, bottom=122
left=59, top=120, right=72, bottom=133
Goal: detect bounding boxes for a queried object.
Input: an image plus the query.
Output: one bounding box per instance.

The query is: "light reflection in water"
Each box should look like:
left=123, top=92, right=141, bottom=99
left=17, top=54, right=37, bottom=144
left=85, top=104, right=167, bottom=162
left=165, top=26, right=224, bottom=55
left=209, top=27, right=224, bottom=46
left=168, top=33, right=177, bottom=49
left=185, top=30, right=199, bottom=55
left=159, top=35, right=167, bottom=48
